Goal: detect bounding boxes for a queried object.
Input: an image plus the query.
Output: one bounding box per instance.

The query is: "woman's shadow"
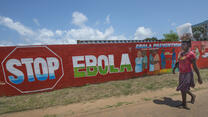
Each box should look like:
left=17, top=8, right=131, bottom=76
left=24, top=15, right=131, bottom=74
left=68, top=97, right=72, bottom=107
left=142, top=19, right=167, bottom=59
left=153, top=97, right=182, bottom=108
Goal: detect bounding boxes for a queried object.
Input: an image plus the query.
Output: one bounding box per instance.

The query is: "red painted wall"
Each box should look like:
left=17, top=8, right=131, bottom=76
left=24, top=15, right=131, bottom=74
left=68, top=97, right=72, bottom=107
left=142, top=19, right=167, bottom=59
left=0, top=41, right=207, bottom=96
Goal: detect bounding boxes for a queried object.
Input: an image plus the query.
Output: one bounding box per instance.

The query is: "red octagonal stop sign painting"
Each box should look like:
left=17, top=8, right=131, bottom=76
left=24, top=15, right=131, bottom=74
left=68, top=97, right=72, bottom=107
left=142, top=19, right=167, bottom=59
left=1, top=46, right=64, bottom=93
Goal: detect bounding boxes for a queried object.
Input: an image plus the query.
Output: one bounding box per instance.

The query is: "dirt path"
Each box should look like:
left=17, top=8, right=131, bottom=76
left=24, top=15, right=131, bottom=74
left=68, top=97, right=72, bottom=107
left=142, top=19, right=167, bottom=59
left=1, top=83, right=208, bottom=117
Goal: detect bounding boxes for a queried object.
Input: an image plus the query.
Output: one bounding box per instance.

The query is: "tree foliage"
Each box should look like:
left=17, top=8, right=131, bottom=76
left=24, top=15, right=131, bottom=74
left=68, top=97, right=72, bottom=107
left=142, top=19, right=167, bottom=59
left=192, top=26, right=208, bottom=41
left=162, top=30, right=179, bottom=42
left=144, top=37, right=158, bottom=41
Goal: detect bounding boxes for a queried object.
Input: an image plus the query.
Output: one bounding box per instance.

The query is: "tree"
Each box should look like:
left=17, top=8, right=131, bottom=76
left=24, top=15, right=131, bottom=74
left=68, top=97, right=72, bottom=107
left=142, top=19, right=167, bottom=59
left=162, top=30, right=179, bottom=42
left=192, top=26, right=207, bottom=41
left=144, top=37, right=158, bottom=41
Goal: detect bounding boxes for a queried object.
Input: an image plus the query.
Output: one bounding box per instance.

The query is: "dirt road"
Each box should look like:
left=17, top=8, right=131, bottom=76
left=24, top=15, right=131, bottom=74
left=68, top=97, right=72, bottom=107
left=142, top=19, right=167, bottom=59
left=79, top=89, right=208, bottom=117
left=1, top=83, right=208, bottom=117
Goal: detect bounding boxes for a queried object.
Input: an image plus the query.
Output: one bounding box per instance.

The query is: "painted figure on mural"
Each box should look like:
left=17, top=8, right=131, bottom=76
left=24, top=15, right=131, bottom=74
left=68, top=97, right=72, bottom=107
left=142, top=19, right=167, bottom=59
left=142, top=50, right=148, bottom=70
left=201, top=42, right=208, bottom=58
left=201, top=45, right=205, bottom=54
left=135, top=50, right=143, bottom=73
left=153, top=49, right=160, bottom=71
left=149, top=50, right=154, bottom=72
left=172, top=48, right=176, bottom=68
left=193, top=46, right=200, bottom=59
left=160, top=49, right=166, bottom=69
left=201, top=41, right=208, bottom=53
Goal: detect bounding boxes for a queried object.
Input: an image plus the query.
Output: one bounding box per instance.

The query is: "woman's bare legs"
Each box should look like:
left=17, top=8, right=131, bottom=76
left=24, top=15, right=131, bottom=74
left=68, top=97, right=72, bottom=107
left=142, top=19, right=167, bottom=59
left=187, top=91, right=196, bottom=104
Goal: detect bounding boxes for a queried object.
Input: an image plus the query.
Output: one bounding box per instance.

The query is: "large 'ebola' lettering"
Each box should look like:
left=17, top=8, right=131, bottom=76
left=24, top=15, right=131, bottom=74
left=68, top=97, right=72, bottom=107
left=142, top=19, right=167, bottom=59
left=72, top=53, right=132, bottom=78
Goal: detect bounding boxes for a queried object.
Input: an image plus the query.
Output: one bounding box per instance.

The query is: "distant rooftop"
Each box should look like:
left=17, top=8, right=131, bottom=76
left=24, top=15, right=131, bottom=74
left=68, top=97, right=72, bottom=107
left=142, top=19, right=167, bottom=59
left=192, top=20, right=208, bottom=28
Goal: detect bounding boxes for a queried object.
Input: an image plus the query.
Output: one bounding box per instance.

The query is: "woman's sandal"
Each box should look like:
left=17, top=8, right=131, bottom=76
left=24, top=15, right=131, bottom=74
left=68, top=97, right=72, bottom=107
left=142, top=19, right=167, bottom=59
left=176, top=103, right=190, bottom=110
left=182, top=105, right=190, bottom=110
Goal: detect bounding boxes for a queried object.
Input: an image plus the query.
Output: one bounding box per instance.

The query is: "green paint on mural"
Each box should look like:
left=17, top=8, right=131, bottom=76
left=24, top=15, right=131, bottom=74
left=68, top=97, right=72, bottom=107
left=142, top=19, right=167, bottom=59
left=74, top=67, right=86, bottom=78
left=120, top=64, right=132, bottom=72
left=98, top=66, right=108, bottom=75
left=86, top=66, right=98, bottom=76
left=73, top=54, right=133, bottom=78
left=110, top=65, right=119, bottom=73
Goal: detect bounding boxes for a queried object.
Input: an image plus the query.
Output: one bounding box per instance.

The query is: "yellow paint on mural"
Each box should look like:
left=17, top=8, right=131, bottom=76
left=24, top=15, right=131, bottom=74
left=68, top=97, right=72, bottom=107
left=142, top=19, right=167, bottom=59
left=160, top=69, right=172, bottom=73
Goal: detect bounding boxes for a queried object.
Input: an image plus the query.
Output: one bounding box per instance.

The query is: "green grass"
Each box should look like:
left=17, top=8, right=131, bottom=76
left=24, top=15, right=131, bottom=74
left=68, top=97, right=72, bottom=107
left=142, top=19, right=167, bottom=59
left=142, top=98, right=152, bottom=101
left=101, top=101, right=133, bottom=109
left=0, top=69, right=208, bottom=115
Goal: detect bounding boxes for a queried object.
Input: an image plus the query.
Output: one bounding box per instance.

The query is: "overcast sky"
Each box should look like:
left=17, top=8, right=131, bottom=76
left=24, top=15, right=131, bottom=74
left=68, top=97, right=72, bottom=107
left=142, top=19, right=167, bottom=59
left=0, top=0, right=207, bottom=46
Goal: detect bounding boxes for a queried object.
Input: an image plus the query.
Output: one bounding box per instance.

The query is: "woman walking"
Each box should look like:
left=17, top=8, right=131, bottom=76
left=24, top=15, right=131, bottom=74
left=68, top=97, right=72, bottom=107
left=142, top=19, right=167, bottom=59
left=173, top=34, right=203, bottom=109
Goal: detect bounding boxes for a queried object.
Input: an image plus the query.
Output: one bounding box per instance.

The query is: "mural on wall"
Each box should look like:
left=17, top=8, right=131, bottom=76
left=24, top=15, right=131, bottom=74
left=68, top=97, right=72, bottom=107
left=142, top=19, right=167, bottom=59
left=72, top=53, right=133, bottom=78
left=135, top=43, right=180, bottom=73
left=193, top=45, right=200, bottom=59
left=135, top=50, right=143, bottom=73
left=160, top=49, right=166, bottom=69
left=171, top=48, right=176, bottom=68
left=191, top=41, right=208, bottom=68
left=149, top=49, right=161, bottom=72
left=153, top=49, right=160, bottom=71
left=201, top=41, right=208, bottom=58
left=0, top=41, right=207, bottom=96
left=149, top=50, right=154, bottom=72
left=142, top=50, right=148, bottom=71
left=0, top=46, right=64, bottom=94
